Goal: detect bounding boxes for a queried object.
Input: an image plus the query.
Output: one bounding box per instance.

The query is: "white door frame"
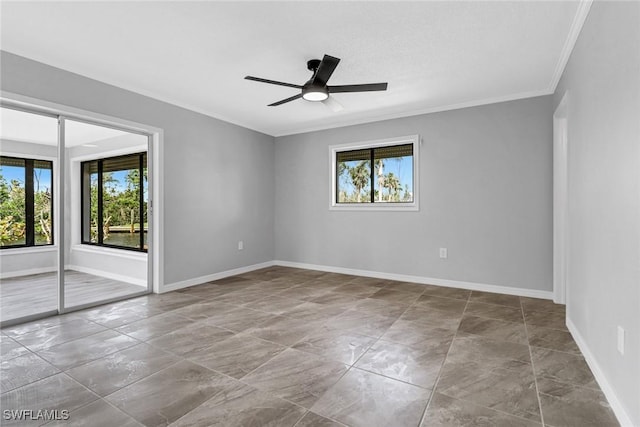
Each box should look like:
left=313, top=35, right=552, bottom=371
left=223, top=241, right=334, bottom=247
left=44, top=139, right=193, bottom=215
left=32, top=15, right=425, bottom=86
left=1, top=91, right=164, bottom=314
left=553, top=92, right=569, bottom=304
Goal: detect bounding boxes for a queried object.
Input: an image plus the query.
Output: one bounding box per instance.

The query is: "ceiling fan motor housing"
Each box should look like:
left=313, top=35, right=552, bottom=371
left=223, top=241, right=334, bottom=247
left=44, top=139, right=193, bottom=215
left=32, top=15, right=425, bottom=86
left=302, top=59, right=329, bottom=101
left=307, top=59, right=322, bottom=72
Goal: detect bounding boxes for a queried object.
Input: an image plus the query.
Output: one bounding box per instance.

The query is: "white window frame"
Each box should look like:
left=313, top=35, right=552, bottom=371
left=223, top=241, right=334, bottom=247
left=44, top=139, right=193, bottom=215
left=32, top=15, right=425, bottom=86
left=330, top=134, right=419, bottom=211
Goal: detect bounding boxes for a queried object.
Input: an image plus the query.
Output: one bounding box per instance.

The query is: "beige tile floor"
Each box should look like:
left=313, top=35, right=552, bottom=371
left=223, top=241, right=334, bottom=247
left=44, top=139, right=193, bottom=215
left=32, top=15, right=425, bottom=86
left=0, top=266, right=619, bottom=427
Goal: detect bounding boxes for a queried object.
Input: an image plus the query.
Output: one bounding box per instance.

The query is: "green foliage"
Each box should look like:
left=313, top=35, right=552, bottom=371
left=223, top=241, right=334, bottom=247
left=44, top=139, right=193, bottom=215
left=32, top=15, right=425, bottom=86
left=0, top=165, right=147, bottom=247
left=0, top=215, right=25, bottom=245
left=0, top=170, right=53, bottom=246
left=87, top=168, right=147, bottom=243
left=0, top=174, right=27, bottom=246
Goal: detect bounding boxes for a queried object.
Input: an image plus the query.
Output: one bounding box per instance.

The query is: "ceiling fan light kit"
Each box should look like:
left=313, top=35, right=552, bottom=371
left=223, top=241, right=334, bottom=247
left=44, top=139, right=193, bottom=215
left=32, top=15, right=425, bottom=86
left=302, top=86, right=329, bottom=102
left=245, top=54, right=388, bottom=108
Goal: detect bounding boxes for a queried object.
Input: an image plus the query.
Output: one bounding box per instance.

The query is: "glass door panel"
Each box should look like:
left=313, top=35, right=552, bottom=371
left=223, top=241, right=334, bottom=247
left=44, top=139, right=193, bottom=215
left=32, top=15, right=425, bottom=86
left=62, top=118, right=149, bottom=311
left=0, top=106, right=59, bottom=325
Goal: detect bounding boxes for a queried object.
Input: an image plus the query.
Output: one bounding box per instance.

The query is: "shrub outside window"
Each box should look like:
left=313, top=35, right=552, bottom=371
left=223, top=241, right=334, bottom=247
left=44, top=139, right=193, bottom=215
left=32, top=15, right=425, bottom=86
left=330, top=135, right=419, bottom=210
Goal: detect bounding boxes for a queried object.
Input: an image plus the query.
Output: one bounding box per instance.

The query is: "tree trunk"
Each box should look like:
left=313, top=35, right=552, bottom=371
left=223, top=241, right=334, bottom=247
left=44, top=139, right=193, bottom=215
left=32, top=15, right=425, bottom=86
left=103, top=215, right=111, bottom=240
left=39, top=211, right=51, bottom=244
left=377, top=161, right=384, bottom=202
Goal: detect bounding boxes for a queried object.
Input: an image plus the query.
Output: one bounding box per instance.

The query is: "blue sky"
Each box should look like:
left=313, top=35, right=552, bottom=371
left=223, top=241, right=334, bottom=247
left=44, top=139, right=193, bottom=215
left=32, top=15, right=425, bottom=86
left=103, top=170, right=131, bottom=193
left=338, top=155, right=413, bottom=199
left=1, top=165, right=52, bottom=192
left=1, top=165, right=143, bottom=195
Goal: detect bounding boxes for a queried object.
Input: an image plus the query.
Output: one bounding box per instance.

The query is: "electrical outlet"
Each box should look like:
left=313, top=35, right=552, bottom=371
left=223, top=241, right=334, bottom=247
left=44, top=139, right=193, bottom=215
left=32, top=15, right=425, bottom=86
left=617, top=326, right=625, bottom=355
left=439, top=248, right=448, bottom=259
left=238, top=240, right=244, bottom=251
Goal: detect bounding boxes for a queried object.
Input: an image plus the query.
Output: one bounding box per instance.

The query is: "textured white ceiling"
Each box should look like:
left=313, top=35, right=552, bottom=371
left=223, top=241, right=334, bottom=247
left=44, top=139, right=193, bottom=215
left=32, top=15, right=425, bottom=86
left=0, top=1, right=588, bottom=136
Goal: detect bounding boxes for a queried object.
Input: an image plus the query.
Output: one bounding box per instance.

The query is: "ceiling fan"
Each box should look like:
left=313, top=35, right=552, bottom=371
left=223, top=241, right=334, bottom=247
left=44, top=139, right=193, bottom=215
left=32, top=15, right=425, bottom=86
left=244, top=54, right=388, bottom=110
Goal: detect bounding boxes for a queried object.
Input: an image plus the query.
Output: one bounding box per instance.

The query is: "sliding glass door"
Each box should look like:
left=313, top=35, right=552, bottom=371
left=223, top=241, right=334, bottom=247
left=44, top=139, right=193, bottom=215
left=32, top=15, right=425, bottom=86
left=0, top=103, right=152, bottom=326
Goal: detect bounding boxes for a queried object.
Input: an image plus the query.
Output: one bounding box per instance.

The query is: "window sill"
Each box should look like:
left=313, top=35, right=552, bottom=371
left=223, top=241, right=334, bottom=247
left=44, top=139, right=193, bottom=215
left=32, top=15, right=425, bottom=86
left=71, top=244, right=147, bottom=261
left=0, top=245, right=57, bottom=256
left=330, top=203, right=419, bottom=212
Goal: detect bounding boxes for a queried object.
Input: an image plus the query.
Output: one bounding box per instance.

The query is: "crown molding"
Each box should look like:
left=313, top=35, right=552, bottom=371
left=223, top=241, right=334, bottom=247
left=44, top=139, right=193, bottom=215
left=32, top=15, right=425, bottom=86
left=273, top=89, right=552, bottom=137
left=548, top=0, right=594, bottom=92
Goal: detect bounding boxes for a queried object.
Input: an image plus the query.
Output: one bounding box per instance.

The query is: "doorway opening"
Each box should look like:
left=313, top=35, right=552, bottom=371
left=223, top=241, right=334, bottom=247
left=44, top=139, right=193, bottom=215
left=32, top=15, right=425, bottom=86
left=553, top=92, right=569, bottom=305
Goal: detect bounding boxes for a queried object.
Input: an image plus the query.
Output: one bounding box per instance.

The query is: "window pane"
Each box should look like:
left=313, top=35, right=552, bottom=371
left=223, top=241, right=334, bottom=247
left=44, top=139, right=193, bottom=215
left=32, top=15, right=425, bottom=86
left=102, top=155, right=142, bottom=249
left=0, top=157, right=26, bottom=246
left=336, top=149, right=371, bottom=203
left=33, top=161, right=53, bottom=245
left=81, top=153, right=146, bottom=251
left=373, top=144, right=413, bottom=203
left=81, top=161, right=98, bottom=243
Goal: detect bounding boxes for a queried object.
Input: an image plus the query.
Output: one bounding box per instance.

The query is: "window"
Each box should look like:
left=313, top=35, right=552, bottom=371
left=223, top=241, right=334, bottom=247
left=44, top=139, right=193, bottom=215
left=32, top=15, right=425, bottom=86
left=0, top=156, right=54, bottom=248
left=81, top=152, right=147, bottom=252
left=331, top=135, right=418, bottom=210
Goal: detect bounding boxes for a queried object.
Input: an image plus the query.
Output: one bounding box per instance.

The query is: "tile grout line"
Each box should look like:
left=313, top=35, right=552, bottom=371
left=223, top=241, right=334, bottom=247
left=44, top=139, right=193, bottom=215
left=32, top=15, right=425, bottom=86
left=332, top=288, right=424, bottom=390
left=56, top=371, right=142, bottom=426
left=127, top=358, right=243, bottom=427
left=289, top=410, right=310, bottom=427
left=348, top=365, right=434, bottom=391
left=225, top=280, right=365, bottom=424
left=522, top=297, right=546, bottom=427
left=1, top=316, right=144, bottom=395
left=13, top=331, right=143, bottom=373
left=415, top=291, right=470, bottom=427
left=0, top=350, right=62, bottom=395
left=232, top=285, right=420, bottom=425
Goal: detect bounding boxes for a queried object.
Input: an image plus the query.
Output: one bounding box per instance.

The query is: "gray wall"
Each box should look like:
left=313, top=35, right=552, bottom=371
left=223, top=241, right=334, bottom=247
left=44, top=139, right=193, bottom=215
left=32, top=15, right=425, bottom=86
left=553, top=1, right=640, bottom=424
left=275, top=96, right=553, bottom=292
left=0, top=51, right=276, bottom=287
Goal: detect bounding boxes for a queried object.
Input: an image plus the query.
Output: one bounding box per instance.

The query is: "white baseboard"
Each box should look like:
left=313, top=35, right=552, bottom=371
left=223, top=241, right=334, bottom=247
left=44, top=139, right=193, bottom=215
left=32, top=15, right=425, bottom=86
left=66, top=264, right=147, bottom=287
left=273, top=260, right=554, bottom=300
left=162, top=261, right=276, bottom=293
left=4, top=259, right=553, bottom=301
left=566, top=318, right=634, bottom=427
left=0, top=266, right=57, bottom=279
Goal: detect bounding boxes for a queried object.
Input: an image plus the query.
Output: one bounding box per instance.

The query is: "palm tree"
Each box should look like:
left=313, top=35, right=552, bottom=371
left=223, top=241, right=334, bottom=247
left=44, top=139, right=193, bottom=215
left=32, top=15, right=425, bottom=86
left=337, top=162, right=351, bottom=202
left=403, top=184, right=412, bottom=201
left=375, top=159, right=385, bottom=202
left=385, top=173, right=401, bottom=202
left=349, top=160, right=370, bottom=202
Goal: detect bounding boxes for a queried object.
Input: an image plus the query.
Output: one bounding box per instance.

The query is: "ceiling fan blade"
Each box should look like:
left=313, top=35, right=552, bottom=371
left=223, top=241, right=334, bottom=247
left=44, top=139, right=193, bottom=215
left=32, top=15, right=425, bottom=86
left=268, top=93, right=302, bottom=106
left=245, top=76, right=302, bottom=89
left=328, top=83, right=388, bottom=93
left=322, top=96, right=344, bottom=112
left=312, top=55, right=340, bottom=86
